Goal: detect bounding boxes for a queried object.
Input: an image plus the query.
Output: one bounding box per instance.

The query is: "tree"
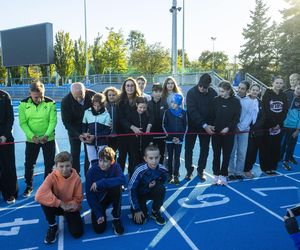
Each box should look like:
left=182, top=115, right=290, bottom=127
left=198, top=50, right=229, bottom=75
left=91, top=34, right=104, bottom=74
left=0, top=54, right=7, bottom=83
left=74, top=37, right=87, bottom=76
left=278, top=0, right=300, bottom=77
left=54, top=31, right=75, bottom=83
left=130, top=43, right=170, bottom=74
left=126, top=30, right=146, bottom=52
left=239, top=0, right=273, bottom=84
left=28, top=65, right=42, bottom=79
left=177, top=49, right=190, bottom=73
left=100, top=30, right=127, bottom=73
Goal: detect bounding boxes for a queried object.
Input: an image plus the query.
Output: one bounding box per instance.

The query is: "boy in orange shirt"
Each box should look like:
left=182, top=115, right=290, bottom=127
left=35, top=151, right=83, bottom=244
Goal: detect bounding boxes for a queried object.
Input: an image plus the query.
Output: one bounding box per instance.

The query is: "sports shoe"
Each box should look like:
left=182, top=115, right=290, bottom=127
left=151, top=210, right=166, bottom=225
left=228, top=175, right=236, bottom=181
left=173, top=176, right=180, bottom=185
left=244, top=171, right=254, bottom=179
left=212, top=175, right=219, bottom=185
left=219, top=176, right=228, bottom=186
left=283, top=161, right=292, bottom=171
left=235, top=175, right=244, bottom=180
left=44, top=224, right=58, bottom=244
left=289, top=157, right=298, bottom=165
left=112, top=219, right=124, bottom=235
left=6, top=196, right=16, bottom=205
left=168, top=176, right=174, bottom=184
left=23, top=186, right=33, bottom=198
left=184, top=172, right=193, bottom=181
left=198, top=172, right=206, bottom=182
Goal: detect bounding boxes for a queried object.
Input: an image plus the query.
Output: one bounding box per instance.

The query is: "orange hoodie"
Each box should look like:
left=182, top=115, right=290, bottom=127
left=35, top=169, right=83, bottom=211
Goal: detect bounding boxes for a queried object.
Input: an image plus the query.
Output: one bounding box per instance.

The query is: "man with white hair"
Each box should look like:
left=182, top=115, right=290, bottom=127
left=61, top=82, right=96, bottom=175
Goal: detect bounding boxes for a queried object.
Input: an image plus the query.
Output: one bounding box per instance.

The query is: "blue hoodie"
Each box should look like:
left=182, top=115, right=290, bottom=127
left=85, top=160, right=125, bottom=219
left=284, top=91, right=300, bottom=129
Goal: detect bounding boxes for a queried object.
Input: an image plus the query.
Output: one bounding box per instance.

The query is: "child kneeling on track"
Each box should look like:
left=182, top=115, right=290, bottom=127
left=35, top=151, right=84, bottom=244
left=85, top=147, right=125, bottom=235
left=128, top=145, right=168, bottom=226
left=284, top=206, right=300, bottom=249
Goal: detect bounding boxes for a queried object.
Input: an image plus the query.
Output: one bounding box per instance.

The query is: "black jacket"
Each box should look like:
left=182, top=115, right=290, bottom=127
left=262, top=88, right=288, bottom=128
left=0, top=90, right=14, bottom=141
left=116, top=98, right=137, bottom=134
left=61, top=89, right=96, bottom=137
left=210, top=96, right=241, bottom=133
left=249, top=97, right=265, bottom=137
left=186, top=86, right=217, bottom=131
left=147, top=98, right=168, bottom=136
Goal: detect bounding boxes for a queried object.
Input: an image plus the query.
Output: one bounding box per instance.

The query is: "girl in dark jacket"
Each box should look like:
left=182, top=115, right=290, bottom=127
left=128, top=97, right=152, bottom=177
left=244, top=84, right=265, bottom=178
left=261, top=76, right=288, bottom=174
left=116, top=78, right=141, bottom=172
left=210, top=81, right=241, bottom=185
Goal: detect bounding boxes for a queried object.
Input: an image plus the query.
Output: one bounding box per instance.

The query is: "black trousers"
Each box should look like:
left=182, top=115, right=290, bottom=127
left=212, top=134, right=234, bottom=176
left=244, top=135, right=264, bottom=172
left=185, top=132, right=211, bottom=175
left=91, top=186, right=122, bottom=234
left=281, top=128, right=298, bottom=162
left=135, top=183, right=166, bottom=215
left=260, top=132, right=282, bottom=171
left=166, top=143, right=182, bottom=177
left=117, top=136, right=132, bottom=172
left=107, top=136, right=118, bottom=153
left=24, top=140, right=56, bottom=187
left=152, top=138, right=166, bottom=165
left=0, top=141, right=18, bottom=200
left=69, top=137, right=89, bottom=176
left=41, top=205, right=83, bottom=238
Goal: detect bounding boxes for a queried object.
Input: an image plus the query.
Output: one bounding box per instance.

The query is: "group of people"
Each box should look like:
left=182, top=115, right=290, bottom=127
left=0, top=72, right=299, bottom=244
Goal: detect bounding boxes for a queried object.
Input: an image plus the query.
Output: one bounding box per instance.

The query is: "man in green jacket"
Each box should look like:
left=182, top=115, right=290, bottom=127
left=18, top=81, right=57, bottom=197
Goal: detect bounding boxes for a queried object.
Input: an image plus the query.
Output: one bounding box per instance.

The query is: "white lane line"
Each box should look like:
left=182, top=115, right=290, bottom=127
left=58, top=216, right=64, bottom=250
left=194, top=212, right=255, bottom=224
left=280, top=203, right=299, bottom=209
left=17, top=171, right=44, bottom=179
left=0, top=204, right=40, bottom=212
left=279, top=174, right=300, bottom=183
left=294, top=155, right=300, bottom=159
left=19, top=247, right=39, bottom=250
left=205, top=172, right=284, bottom=221
left=161, top=206, right=199, bottom=250
left=82, top=228, right=159, bottom=243
left=0, top=200, right=37, bottom=218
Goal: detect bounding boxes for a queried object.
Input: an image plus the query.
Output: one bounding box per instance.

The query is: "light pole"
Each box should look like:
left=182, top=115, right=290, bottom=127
left=170, top=0, right=181, bottom=76
left=211, top=37, right=216, bottom=72
left=84, top=0, right=89, bottom=83
left=181, top=0, right=185, bottom=84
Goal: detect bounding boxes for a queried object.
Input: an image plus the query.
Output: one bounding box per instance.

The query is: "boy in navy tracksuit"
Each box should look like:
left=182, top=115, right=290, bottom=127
left=86, top=147, right=125, bottom=235
left=281, top=84, right=300, bottom=170
left=128, top=145, right=168, bottom=226
left=163, top=93, right=188, bottom=184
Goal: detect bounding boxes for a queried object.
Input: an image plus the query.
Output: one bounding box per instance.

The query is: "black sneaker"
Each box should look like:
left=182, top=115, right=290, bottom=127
left=151, top=210, right=166, bottom=225
left=44, top=224, right=58, bottom=244
left=184, top=173, right=193, bottom=181
left=228, top=175, right=236, bottom=181
left=198, top=172, right=206, bottom=182
left=23, top=186, right=33, bottom=198
left=112, top=219, right=124, bottom=235
left=283, top=162, right=292, bottom=171
left=173, top=176, right=180, bottom=185
left=289, top=157, right=298, bottom=165
left=235, top=175, right=244, bottom=180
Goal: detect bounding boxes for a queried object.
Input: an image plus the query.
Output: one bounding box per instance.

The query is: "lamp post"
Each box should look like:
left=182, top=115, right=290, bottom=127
left=84, top=0, right=89, bottom=83
left=211, top=37, right=216, bottom=72
left=181, top=0, right=185, bottom=84
left=170, top=0, right=181, bottom=76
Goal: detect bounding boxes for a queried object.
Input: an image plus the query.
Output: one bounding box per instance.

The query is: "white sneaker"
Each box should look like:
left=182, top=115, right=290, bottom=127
left=212, top=175, right=219, bottom=185
left=219, top=176, right=228, bottom=186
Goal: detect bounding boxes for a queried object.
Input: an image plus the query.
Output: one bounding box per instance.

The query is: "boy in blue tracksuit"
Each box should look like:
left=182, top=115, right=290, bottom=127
left=128, top=145, right=168, bottom=226
left=86, top=147, right=125, bottom=235
left=281, top=84, right=300, bottom=170
left=162, top=93, right=188, bottom=184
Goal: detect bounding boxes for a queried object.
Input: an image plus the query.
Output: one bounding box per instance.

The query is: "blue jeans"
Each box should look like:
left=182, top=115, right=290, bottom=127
left=166, top=143, right=182, bottom=177
left=229, top=133, right=249, bottom=175
left=281, top=128, right=298, bottom=162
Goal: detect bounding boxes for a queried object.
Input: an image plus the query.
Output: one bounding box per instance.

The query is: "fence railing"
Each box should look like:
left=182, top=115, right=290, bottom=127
left=245, top=73, right=268, bottom=95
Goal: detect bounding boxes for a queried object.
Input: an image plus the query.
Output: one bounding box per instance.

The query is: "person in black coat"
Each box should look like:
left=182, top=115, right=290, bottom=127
left=210, top=81, right=241, bottom=186
left=61, top=82, right=96, bottom=175
left=147, top=83, right=168, bottom=164
left=185, top=73, right=217, bottom=181
left=0, top=90, right=18, bottom=204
